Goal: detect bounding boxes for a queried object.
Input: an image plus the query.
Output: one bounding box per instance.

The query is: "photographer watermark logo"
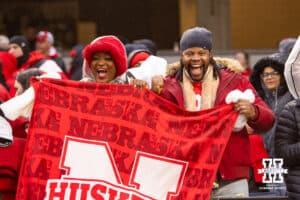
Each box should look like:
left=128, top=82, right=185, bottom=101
left=258, top=158, right=288, bottom=183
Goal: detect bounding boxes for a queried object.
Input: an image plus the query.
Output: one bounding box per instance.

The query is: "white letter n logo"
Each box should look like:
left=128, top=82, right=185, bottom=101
left=59, top=136, right=188, bottom=199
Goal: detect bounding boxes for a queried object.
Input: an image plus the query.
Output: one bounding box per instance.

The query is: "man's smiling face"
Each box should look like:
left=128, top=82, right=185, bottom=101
left=181, top=47, right=212, bottom=82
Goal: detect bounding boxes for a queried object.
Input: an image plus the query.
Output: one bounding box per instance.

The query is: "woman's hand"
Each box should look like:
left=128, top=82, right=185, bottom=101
left=130, top=79, right=148, bottom=89
left=151, top=75, right=164, bottom=94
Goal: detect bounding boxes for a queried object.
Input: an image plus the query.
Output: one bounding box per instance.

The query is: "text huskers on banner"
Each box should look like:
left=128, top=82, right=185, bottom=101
left=16, top=79, right=238, bottom=200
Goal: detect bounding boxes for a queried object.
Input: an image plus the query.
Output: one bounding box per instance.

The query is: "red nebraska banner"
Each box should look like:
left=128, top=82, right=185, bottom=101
left=16, top=79, right=238, bottom=200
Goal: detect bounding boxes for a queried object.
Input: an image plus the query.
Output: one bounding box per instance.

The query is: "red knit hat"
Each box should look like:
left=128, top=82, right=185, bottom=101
left=129, top=51, right=151, bottom=68
left=83, top=36, right=127, bottom=76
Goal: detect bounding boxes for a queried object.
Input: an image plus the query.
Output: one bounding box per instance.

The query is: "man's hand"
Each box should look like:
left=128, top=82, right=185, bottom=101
left=234, top=99, right=258, bottom=121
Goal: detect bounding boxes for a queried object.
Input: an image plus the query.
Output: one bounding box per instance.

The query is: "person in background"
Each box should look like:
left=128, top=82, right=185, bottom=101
left=0, top=70, right=61, bottom=131
left=0, top=61, right=11, bottom=101
left=4, top=68, right=44, bottom=138
left=250, top=56, right=293, bottom=196
left=127, top=49, right=151, bottom=68
left=235, top=51, right=252, bottom=77
left=0, top=36, right=64, bottom=125
left=0, top=61, right=40, bottom=200
left=275, top=36, right=300, bottom=200
left=153, top=27, right=274, bottom=198
left=8, top=35, right=64, bottom=81
left=272, top=38, right=297, bottom=65
left=250, top=57, right=293, bottom=158
left=0, top=35, right=9, bottom=51
left=133, top=38, right=157, bottom=55
left=125, top=43, right=147, bottom=56
left=284, top=36, right=300, bottom=100
left=0, top=117, right=26, bottom=200
left=22, top=24, right=37, bottom=51
left=14, top=68, right=43, bottom=96
left=0, top=35, right=14, bottom=95
left=35, top=30, right=67, bottom=73
left=275, top=98, right=300, bottom=199
left=67, top=44, right=84, bottom=80
left=0, top=51, right=17, bottom=97
left=125, top=43, right=153, bottom=68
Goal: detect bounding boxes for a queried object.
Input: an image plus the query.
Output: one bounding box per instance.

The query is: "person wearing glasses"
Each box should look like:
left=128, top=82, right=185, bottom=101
left=251, top=57, right=293, bottom=158
left=250, top=56, right=293, bottom=196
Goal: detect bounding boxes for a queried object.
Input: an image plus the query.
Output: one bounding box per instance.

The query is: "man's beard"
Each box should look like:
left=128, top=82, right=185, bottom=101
left=184, top=62, right=209, bottom=82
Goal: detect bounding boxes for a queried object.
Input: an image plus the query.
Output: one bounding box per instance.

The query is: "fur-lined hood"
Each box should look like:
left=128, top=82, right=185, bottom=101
left=250, top=56, right=287, bottom=98
left=166, top=57, right=244, bottom=76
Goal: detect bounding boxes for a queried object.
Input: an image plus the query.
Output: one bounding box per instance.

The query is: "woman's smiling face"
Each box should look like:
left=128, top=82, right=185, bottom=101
left=90, top=52, right=117, bottom=83
left=261, top=66, right=281, bottom=90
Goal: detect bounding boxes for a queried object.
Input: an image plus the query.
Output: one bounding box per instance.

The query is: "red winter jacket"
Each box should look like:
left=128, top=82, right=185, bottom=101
left=160, top=68, right=274, bottom=181
left=249, top=134, right=269, bottom=182
left=19, top=51, right=46, bottom=70
left=0, top=52, right=17, bottom=96
left=0, top=137, right=26, bottom=200
left=0, top=84, right=10, bottom=102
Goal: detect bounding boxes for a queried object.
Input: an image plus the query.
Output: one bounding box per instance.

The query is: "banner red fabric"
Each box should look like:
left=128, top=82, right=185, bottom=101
left=16, top=79, right=238, bottom=200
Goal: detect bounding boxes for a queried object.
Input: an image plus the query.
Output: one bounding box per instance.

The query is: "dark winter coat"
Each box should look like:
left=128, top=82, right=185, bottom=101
left=68, top=44, right=84, bottom=80
left=275, top=99, right=300, bottom=199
